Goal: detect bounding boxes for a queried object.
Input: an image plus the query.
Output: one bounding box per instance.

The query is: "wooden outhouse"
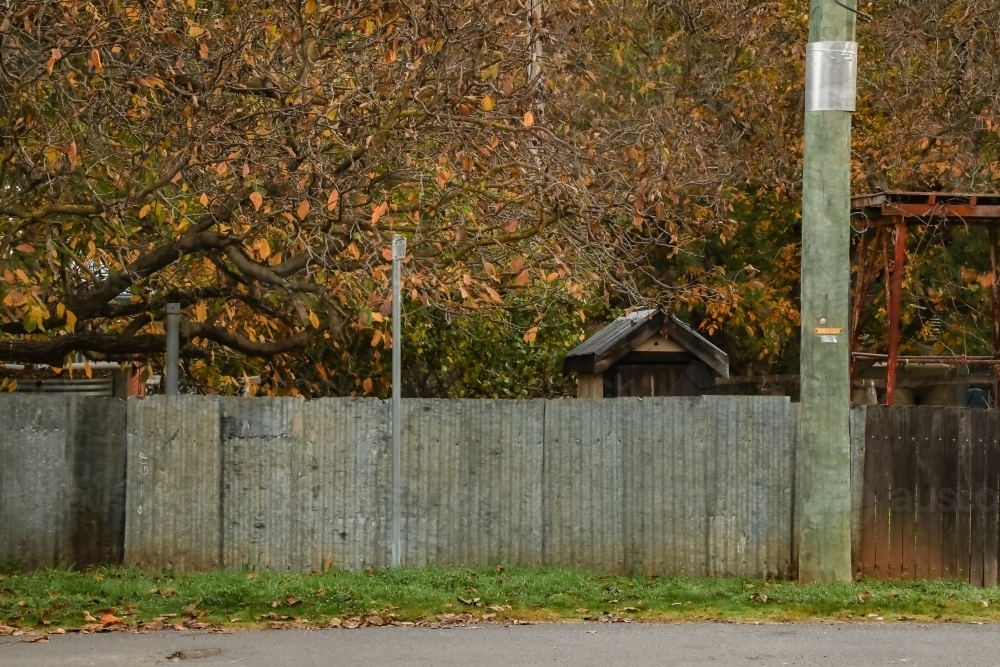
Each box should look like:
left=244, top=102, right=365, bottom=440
left=562, top=309, right=729, bottom=398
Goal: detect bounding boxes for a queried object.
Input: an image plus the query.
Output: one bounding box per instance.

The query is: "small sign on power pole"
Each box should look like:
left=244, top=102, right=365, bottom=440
left=391, top=235, right=406, bottom=568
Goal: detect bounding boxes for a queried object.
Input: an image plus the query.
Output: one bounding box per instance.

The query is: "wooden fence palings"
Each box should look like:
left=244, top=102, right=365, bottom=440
left=861, top=408, right=880, bottom=578
left=861, top=406, right=1000, bottom=587
left=875, top=409, right=893, bottom=578
left=970, top=410, right=987, bottom=586
left=956, top=410, right=973, bottom=582
left=986, top=411, right=1000, bottom=586
left=930, top=409, right=946, bottom=579
left=887, top=408, right=905, bottom=578
left=914, top=409, right=931, bottom=580
left=940, top=409, right=960, bottom=579
left=897, top=408, right=919, bottom=579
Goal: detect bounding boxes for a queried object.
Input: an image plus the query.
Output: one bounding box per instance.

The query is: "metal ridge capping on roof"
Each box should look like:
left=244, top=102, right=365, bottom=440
left=563, top=309, right=729, bottom=378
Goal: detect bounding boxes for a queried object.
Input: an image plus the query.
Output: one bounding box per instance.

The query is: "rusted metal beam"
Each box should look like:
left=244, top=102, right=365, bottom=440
left=885, top=219, right=906, bottom=405
left=852, top=192, right=1000, bottom=224
left=851, top=375, right=995, bottom=389
left=853, top=353, right=1000, bottom=365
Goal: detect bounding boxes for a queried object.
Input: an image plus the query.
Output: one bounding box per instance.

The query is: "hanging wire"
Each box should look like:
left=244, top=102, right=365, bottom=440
left=834, top=0, right=874, bottom=22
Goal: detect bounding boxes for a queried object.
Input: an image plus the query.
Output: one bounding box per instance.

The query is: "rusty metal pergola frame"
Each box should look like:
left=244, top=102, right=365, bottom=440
left=850, top=192, right=1000, bottom=405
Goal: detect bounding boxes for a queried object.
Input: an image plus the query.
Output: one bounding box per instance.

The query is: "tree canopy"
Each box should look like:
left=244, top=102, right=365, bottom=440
left=3, top=0, right=1000, bottom=396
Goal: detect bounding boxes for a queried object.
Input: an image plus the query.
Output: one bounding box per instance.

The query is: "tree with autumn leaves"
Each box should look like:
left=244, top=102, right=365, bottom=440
left=3, top=0, right=1000, bottom=396
left=0, top=0, right=620, bottom=395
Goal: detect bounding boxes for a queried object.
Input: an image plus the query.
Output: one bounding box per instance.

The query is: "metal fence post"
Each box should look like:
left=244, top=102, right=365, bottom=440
left=391, top=235, right=406, bottom=568
left=165, top=303, right=180, bottom=396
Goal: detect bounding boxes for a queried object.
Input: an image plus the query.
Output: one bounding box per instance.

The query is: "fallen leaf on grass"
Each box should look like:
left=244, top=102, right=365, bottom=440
left=575, top=608, right=589, bottom=614
left=82, top=611, right=97, bottom=622
left=142, top=621, right=165, bottom=631
left=183, top=603, right=203, bottom=618
left=261, top=612, right=290, bottom=621
left=99, top=613, right=122, bottom=625
left=366, top=615, right=384, bottom=627
left=328, top=618, right=342, bottom=628
left=285, top=596, right=301, bottom=607
left=0, top=625, right=15, bottom=636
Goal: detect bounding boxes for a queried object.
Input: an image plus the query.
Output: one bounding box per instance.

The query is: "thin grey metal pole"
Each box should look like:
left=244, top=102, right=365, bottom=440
left=165, top=303, right=180, bottom=395
left=391, top=235, right=406, bottom=568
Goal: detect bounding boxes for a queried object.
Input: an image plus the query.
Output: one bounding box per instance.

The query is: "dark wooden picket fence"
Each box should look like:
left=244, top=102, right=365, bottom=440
left=860, top=406, right=1000, bottom=585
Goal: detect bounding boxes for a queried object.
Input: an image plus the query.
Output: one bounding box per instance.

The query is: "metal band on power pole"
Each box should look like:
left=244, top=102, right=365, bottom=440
left=805, top=41, right=858, bottom=112
left=391, top=235, right=406, bottom=568
left=165, top=303, right=180, bottom=396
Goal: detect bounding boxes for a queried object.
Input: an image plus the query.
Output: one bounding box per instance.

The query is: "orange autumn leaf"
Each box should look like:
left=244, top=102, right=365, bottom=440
left=46, top=48, right=61, bottom=75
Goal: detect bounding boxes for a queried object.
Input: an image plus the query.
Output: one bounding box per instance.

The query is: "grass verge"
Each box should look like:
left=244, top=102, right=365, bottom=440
left=4, top=565, right=1000, bottom=632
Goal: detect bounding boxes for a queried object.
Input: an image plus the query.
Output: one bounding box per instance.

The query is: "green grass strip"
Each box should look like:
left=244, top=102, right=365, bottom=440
left=4, top=565, right=1000, bottom=629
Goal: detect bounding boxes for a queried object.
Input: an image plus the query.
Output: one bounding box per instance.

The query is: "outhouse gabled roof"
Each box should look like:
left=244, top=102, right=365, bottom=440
left=562, top=309, right=729, bottom=378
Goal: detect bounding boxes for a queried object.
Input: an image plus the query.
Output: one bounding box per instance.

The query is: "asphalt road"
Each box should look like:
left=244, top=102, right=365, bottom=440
left=2, top=622, right=998, bottom=667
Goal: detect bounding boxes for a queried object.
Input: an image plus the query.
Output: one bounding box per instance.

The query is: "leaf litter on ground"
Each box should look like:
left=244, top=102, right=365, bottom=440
left=3, top=566, right=1000, bottom=636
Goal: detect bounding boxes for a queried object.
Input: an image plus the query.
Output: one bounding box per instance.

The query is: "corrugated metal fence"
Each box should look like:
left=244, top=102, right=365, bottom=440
left=3, top=395, right=799, bottom=577
left=0, top=396, right=127, bottom=570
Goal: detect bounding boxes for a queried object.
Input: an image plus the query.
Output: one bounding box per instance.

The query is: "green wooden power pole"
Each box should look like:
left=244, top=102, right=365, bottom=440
left=799, top=0, right=859, bottom=582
